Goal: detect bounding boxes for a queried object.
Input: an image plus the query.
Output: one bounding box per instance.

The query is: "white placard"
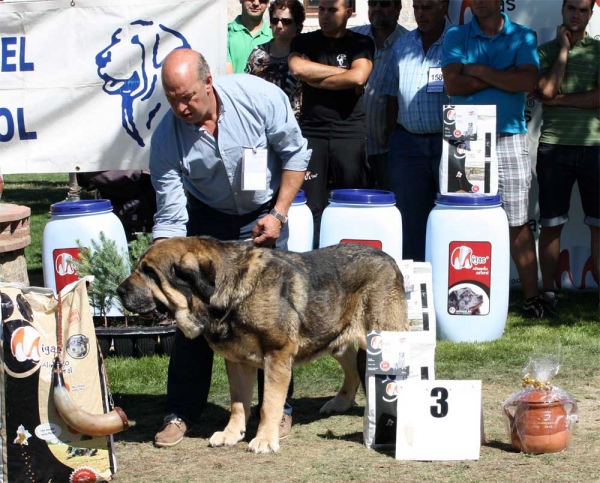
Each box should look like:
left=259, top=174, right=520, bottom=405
left=241, top=148, right=268, bottom=191
left=395, top=380, right=482, bottom=461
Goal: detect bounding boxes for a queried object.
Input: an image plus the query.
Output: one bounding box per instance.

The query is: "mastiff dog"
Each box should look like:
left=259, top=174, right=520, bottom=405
left=118, top=236, right=408, bottom=453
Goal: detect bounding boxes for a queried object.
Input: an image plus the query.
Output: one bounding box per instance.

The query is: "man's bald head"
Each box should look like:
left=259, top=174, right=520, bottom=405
left=162, top=48, right=211, bottom=87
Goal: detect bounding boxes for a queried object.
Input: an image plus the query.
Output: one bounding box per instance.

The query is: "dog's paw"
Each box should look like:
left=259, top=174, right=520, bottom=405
left=209, top=428, right=245, bottom=447
left=319, top=395, right=356, bottom=415
left=247, top=436, right=280, bottom=454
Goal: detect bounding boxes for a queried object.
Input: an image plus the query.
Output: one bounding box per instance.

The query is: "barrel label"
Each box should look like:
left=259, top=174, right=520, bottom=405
left=53, top=248, right=81, bottom=292
left=340, top=239, right=383, bottom=250
left=447, top=241, right=491, bottom=316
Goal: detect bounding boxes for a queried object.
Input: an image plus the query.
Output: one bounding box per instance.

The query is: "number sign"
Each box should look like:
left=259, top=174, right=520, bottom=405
left=395, top=380, right=482, bottom=461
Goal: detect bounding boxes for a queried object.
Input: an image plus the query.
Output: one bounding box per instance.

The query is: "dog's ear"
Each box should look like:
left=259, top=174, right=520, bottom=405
left=176, top=252, right=216, bottom=302
left=210, top=247, right=259, bottom=311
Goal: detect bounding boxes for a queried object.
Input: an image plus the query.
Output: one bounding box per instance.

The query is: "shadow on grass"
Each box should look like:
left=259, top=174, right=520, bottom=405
left=484, top=439, right=517, bottom=453
left=111, top=394, right=366, bottom=444
left=510, top=291, right=599, bottom=329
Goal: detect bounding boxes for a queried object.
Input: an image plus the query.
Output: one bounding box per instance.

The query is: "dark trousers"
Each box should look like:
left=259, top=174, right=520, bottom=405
left=301, top=136, right=369, bottom=248
left=165, top=196, right=293, bottom=425
left=389, top=125, right=442, bottom=262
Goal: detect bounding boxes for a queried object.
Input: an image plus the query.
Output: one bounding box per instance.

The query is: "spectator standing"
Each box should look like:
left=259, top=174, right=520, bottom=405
left=441, top=0, right=548, bottom=318
left=245, top=0, right=305, bottom=119
left=532, top=0, right=599, bottom=311
left=227, top=0, right=273, bottom=74
left=151, top=49, right=310, bottom=447
left=289, top=0, right=374, bottom=247
left=351, top=0, right=408, bottom=191
left=383, top=0, right=451, bottom=261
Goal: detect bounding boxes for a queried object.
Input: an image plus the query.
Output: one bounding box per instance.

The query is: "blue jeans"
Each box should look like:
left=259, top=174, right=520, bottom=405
left=165, top=196, right=292, bottom=425
left=389, top=126, right=442, bottom=262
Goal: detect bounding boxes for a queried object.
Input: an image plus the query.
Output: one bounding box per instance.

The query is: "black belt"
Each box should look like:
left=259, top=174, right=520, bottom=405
left=397, top=124, right=441, bottom=137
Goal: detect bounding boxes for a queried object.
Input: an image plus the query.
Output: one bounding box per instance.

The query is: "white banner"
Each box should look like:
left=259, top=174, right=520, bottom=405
left=0, top=0, right=227, bottom=174
left=448, top=0, right=599, bottom=291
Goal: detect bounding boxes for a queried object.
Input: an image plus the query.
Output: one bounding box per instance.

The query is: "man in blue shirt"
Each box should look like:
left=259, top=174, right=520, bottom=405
left=151, top=48, right=310, bottom=447
left=441, top=1, right=551, bottom=318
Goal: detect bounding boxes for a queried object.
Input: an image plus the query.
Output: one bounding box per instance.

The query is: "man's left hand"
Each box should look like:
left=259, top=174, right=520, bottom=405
left=251, top=214, right=282, bottom=247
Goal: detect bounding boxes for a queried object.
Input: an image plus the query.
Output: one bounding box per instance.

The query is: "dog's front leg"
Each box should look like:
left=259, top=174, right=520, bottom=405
left=209, top=360, right=255, bottom=448
left=320, top=346, right=360, bottom=414
left=247, top=349, right=293, bottom=454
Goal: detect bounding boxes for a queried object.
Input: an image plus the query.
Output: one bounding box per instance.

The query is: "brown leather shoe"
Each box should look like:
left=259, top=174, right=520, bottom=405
left=154, top=417, right=188, bottom=448
left=279, top=414, right=292, bottom=440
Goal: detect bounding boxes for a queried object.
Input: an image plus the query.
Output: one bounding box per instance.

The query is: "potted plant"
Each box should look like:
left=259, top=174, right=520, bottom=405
left=74, top=232, right=176, bottom=357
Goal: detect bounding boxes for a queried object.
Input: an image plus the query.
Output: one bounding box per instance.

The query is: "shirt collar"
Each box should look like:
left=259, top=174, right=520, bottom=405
left=230, top=15, right=270, bottom=36
left=470, top=12, right=514, bottom=38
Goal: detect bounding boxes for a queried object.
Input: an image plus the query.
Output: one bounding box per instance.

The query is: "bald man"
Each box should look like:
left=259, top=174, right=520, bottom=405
left=150, top=48, right=310, bottom=447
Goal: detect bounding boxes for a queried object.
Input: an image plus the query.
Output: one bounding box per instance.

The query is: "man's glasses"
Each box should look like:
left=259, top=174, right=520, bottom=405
left=270, top=17, right=294, bottom=26
left=368, top=1, right=397, bottom=7
left=258, top=0, right=269, bottom=4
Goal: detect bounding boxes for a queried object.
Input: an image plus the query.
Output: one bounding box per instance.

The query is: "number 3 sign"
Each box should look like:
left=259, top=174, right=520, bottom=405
left=395, top=380, right=482, bottom=461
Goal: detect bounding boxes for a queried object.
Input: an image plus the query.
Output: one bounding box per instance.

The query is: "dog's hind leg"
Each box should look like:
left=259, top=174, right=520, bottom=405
left=319, top=346, right=360, bottom=415
left=248, top=347, right=295, bottom=454
left=209, top=361, right=255, bottom=448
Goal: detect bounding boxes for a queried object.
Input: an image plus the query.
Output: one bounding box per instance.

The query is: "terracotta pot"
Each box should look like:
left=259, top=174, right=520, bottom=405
left=504, top=389, right=577, bottom=454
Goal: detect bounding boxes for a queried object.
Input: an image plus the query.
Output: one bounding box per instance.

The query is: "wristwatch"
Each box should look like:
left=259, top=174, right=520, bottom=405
left=270, top=208, right=288, bottom=225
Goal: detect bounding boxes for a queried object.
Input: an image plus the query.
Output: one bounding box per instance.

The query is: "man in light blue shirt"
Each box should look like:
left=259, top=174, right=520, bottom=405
left=151, top=48, right=310, bottom=448
left=351, top=0, right=408, bottom=191
left=441, top=1, right=546, bottom=318
left=382, top=0, right=450, bottom=261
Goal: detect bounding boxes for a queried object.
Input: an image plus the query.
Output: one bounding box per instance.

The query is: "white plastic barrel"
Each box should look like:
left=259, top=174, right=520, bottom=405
left=319, top=189, right=402, bottom=265
left=287, top=190, right=313, bottom=253
left=425, top=194, right=509, bottom=342
left=42, top=199, right=129, bottom=316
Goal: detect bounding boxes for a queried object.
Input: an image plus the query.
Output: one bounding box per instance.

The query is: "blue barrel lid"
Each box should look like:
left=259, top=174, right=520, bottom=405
left=293, top=189, right=307, bottom=204
left=50, top=199, right=113, bottom=214
left=435, top=193, right=501, bottom=206
left=329, top=189, right=396, bottom=204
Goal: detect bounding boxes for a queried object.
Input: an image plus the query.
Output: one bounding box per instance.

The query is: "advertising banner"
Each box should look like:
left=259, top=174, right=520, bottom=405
left=0, top=0, right=227, bottom=174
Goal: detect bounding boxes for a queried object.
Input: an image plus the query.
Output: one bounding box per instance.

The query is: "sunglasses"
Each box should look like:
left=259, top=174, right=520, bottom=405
left=367, top=1, right=397, bottom=7
left=258, top=0, right=269, bottom=3
left=270, top=17, right=294, bottom=26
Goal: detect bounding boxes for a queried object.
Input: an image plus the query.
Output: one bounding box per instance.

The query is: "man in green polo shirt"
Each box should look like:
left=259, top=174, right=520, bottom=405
left=227, top=0, right=273, bottom=74
left=532, top=0, right=600, bottom=312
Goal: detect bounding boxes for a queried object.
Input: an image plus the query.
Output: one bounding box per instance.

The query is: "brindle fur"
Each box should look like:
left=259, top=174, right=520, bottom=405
left=118, top=236, right=408, bottom=453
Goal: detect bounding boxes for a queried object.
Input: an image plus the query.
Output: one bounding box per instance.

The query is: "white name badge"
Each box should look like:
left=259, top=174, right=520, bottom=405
left=242, top=148, right=268, bottom=191
left=427, top=67, right=444, bottom=93
left=395, top=380, right=482, bottom=461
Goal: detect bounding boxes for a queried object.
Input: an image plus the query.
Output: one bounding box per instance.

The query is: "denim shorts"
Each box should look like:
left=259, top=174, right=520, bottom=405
left=536, top=142, right=600, bottom=228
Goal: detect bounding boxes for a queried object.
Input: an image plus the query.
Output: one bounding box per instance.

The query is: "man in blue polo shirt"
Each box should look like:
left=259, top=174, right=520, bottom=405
left=441, top=0, right=551, bottom=318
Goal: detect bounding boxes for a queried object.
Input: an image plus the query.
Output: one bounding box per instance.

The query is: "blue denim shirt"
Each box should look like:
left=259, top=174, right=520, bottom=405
left=150, top=74, right=311, bottom=239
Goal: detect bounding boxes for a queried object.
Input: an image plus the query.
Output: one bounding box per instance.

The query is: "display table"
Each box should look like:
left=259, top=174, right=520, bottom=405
left=0, top=203, right=31, bottom=285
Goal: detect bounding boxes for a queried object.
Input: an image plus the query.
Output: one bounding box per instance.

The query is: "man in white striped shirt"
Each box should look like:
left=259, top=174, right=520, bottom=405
left=351, top=0, right=408, bottom=191
left=382, top=0, right=451, bottom=261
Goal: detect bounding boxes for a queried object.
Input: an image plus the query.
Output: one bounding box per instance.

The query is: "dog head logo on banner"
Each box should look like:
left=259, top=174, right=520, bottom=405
left=95, top=20, right=190, bottom=147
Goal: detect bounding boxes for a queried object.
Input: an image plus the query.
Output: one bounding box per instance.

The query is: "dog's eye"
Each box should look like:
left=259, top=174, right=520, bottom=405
left=141, top=262, right=161, bottom=284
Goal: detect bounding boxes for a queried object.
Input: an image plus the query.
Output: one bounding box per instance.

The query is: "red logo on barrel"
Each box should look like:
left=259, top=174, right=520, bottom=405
left=53, top=248, right=81, bottom=292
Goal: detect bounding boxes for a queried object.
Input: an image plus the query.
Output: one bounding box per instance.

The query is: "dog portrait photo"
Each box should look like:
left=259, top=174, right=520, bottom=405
left=448, top=286, right=485, bottom=315
left=118, top=237, right=409, bottom=453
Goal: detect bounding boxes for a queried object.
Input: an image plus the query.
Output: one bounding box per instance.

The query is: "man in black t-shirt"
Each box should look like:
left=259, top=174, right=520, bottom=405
left=289, top=0, right=374, bottom=247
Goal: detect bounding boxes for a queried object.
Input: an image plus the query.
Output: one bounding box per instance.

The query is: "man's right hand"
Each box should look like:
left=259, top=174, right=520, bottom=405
left=556, top=25, right=571, bottom=50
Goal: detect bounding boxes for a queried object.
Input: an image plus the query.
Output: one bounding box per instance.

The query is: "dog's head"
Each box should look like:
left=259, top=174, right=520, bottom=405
left=95, top=20, right=190, bottom=147
left=450, top=287, right=484, bottom=314
left=117, top=237, right=257, bottom=339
